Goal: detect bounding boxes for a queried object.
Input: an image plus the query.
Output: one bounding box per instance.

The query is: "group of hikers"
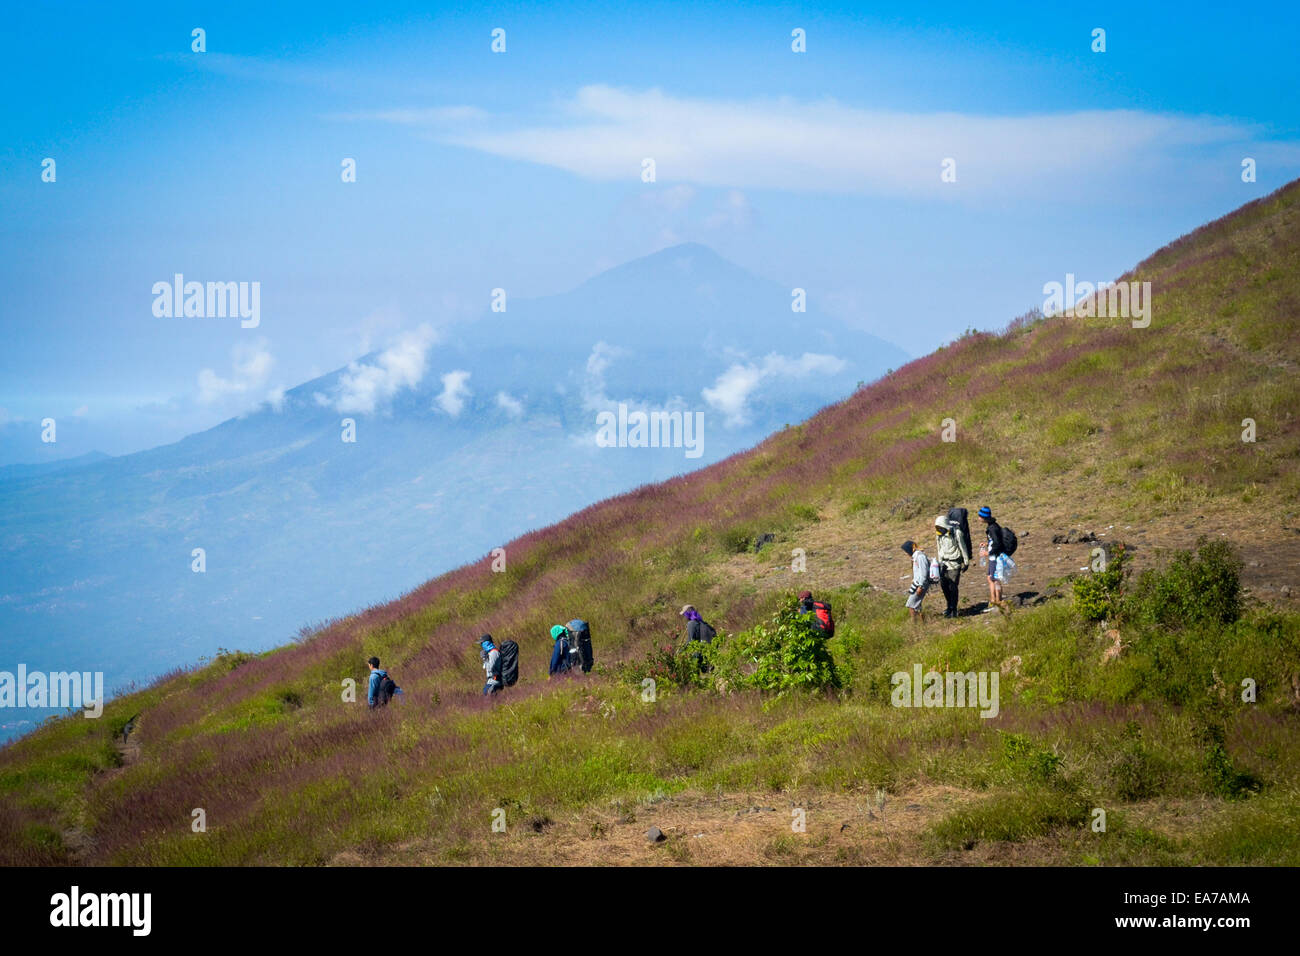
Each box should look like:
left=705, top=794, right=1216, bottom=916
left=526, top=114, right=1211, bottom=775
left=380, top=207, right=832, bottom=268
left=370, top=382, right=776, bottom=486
left=364, top=619, right=596, bottom=706
left=901, top=505, right=1018, bottom=621
left=364, top=508, right=1011, bottom=706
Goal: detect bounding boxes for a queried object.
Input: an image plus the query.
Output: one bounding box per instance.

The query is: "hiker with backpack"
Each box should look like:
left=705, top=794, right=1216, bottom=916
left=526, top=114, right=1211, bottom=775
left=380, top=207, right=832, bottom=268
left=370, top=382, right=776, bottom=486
left=901, top=540, right=932, bottom=623
left=548, top=624, right=574, bottom=678
left=977, top=506, right=1018, bottom=611
left=680, top=604, right=717, bottom=666
left=565, top=619, right=595, bottom=674
left=797, top=591, right=835, bottom=637
left=366, top=656, right=400, bottom=708
left=934, top=514, right=970, bottom=619
left=480, top=635, right=504, bottom=695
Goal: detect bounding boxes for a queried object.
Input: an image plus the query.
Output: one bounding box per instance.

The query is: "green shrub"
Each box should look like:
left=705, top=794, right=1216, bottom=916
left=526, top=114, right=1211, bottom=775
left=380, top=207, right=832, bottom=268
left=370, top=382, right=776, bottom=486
left=1200, top=723, right=1261, bottom=800
left=1124, top=539, right=1243, bottom=630
left=709, top=596, right=841, bottom=695
left=719, top=526, right=755, bottom=554
left=1072, top=544, right=1129, bottom=622
left=788, top=504, right=820, bottom=523
left=929, top=789, right=1088, bottom=850
left=619, top=641, right=706, bottom=691
left=999, top=731, right=1063, bottom=784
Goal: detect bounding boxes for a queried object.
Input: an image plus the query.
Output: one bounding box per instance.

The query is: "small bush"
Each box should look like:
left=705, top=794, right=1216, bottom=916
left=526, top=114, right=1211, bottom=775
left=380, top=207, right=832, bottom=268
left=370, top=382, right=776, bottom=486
left=788, top=504, right=820, bottom=523
left=709, top=596, right=841, bottom=695
left=1072, top=544, right=1129, bottom=622
left=930, top=790, right=1088, bottom=851
left=1124, top=539, right=1243, bottom=630
left=620, top=641, right=706, bottom=691
left=999, top=731, right=1063, bottom=785
left=719, top=526, right=754, bottom=554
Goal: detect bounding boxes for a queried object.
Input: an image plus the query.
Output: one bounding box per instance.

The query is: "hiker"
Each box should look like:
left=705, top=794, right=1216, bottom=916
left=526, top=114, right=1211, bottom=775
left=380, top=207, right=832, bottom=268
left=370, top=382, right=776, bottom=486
left=797, top=590, right=835, bottom=636
left=680, top=604, right=717, bottom=665
left=934, top=515, right=968, bottom=619
left=366, top=656, right=399, bottom=708
left=977, top=509, right=1003, bottom=613
left=480, top=635, right=503, bottom=695
left=548, top=624, right=573, bottom=678
left=901, top=540, right=931, bottom=623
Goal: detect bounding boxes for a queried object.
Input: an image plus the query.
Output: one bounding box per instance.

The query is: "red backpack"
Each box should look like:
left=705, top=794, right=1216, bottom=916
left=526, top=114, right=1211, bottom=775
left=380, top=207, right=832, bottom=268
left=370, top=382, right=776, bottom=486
left=803, top=600, right=835, bottom=637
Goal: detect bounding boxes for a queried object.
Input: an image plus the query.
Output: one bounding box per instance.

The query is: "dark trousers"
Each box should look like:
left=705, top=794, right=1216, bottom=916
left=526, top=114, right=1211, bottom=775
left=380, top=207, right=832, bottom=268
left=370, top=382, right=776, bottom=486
left=939, top=564, right=962, bottom=615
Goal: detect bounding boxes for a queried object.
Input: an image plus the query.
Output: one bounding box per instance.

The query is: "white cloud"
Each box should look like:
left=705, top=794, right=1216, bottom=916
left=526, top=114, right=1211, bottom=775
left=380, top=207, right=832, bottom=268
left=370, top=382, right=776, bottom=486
left=704, top=190, right=755, bottom=229
left=703, top=352, right=847, bottom=427
left=425, top=85, right=1279, bottom=199
left=581, top=341, right=628, bottom=409
left=496, top=391, right=524, bottom=418
left=265, top=386, right=287, bottom=413
left=197, top=341, right=274, bottom=406
left=436, top=370, right=472, bottom=417
left=333, top=324, right=436, bottom=414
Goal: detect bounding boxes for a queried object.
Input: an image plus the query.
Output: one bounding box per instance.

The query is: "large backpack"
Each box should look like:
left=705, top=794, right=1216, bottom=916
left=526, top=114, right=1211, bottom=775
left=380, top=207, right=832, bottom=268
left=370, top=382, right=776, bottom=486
left=1000, top=526, right=1019, bottom=557
left=498, top=640, right=520, bottom=687
left=566, top=620, right=594, bottom=673
left=697, top=620, right=717, bottom=643
left=947, top=507, right=973, bottom=564
left=811, top=600, right=835, bottom=637
left=375, top=671, right=397, bottom=706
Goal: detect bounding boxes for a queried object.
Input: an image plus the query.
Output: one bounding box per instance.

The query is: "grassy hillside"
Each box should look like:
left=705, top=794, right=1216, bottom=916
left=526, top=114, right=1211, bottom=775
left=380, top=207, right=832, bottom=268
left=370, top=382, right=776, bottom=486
left=3, top=182, right=1299, bottom=866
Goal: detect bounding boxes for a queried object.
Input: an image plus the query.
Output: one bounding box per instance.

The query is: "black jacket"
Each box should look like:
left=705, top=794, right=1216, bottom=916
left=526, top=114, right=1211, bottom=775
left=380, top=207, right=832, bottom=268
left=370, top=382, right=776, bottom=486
left=985, top=520, right=1004, bottom=559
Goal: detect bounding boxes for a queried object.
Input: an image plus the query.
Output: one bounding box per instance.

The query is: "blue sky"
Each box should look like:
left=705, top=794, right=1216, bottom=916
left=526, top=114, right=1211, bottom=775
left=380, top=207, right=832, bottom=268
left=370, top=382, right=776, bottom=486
left=3, top=0, right=1298, bottom=460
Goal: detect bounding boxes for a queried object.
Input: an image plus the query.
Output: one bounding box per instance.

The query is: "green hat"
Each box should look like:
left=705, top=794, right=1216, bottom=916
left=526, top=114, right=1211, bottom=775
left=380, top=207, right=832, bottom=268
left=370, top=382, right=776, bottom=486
left=550, top=624, right=568, bottom=641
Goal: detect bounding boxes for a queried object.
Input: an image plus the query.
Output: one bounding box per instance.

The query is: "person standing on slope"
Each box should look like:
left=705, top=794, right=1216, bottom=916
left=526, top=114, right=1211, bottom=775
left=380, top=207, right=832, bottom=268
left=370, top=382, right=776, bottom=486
left=901, top=540, right=931, bottom=623
left=978, top=506, right=1005, bottom=611
left=480, top=636, right=503, bottom=695
left=680, top=604, right=717, bottom=667
left=934, top=515, right=968, bottom=619
left=548, top=624, right=572, bottom=678
left=367, top=656, right=399, bottom=708
left=797, top=590, right=835, bottom=636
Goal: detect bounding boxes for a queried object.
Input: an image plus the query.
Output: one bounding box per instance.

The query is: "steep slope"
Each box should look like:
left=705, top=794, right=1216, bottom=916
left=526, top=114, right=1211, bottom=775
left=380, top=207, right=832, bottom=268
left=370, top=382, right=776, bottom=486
left=2, top=183, right=1298, bottom=866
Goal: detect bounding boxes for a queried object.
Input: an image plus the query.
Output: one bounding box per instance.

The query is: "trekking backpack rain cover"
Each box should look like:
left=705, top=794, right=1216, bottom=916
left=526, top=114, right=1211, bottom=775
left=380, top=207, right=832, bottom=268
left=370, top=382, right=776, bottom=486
left=811, top=600, right=834, bottom=637
left=947, top=507, right=973, bottom=564
left=498, top=640, right=520, bottom=686
left=567, top=620, right=594, bottom=673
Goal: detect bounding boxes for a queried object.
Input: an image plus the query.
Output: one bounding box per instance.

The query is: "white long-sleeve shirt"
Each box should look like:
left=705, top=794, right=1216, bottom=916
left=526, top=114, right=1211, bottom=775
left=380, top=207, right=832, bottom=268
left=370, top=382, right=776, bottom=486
left=911, top=550, right=930, bottom=591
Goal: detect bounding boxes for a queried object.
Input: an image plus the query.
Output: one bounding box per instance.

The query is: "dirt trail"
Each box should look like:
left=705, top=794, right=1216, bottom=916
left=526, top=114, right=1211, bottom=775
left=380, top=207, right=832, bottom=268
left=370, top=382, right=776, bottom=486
left=715, top=487, right=1300, bottom=616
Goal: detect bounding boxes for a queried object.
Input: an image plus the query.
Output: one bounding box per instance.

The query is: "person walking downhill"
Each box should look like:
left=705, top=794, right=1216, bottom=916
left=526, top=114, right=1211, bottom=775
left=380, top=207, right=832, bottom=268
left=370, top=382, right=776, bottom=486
left=479, top=636, right=503, bottom=695
left=978, top=506, right=1004, bottom=612
left=680, top=604, right=717, bottom=667
left=901, top=540, right=931, bottom=623
left=934, top=515, right=968, bottom=619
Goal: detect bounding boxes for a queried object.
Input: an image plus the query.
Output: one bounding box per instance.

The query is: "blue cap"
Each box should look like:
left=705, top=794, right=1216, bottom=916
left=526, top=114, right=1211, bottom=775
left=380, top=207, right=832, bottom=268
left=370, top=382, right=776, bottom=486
left=978, top=506, right=993, bottom=519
